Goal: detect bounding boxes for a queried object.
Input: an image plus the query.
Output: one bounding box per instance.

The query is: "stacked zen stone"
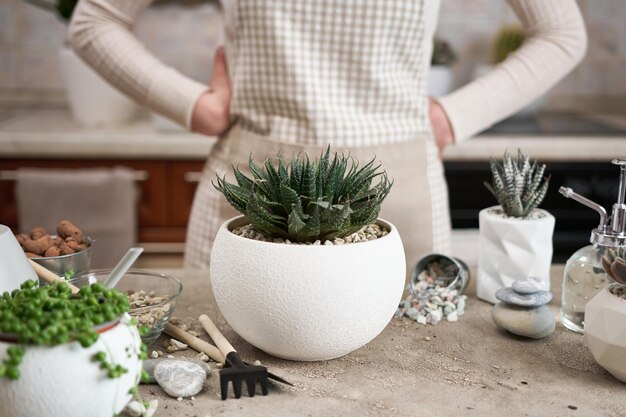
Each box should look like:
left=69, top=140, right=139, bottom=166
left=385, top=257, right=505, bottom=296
left=491, top=276, right=555, bottom=339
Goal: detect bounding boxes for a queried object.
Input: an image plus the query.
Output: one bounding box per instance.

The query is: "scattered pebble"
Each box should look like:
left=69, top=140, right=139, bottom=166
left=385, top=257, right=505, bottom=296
left=232, top=223, right=389, bottom=245
left=177, top=397, right=183, bottom=402
left=253, top=360, right=261, bottom=366
left=150, top=350, right=159, bottom=359
left=167, top=355, right=175, bottom=359
left=191, top=396, right=196, bottom=401
left=568, top=405, right=578, bottom=410
left=166, top=339, right=188, bottom=352
left=216, top=363, right=224, bottom=369
left=155, top=360, right=207, bottom=398
left=424, top=337, right=431, bottom=341
left=144, top=400, right=158, bottom=417
left=124, top=401, right=146, bottom=417
left=197, top=353, right=210, bottom=362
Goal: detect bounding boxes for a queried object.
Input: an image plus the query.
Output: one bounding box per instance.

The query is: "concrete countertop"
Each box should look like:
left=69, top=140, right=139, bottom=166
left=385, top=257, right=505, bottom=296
left=1, top=109, right=625, bottom=161
left=141, top=266, right=625, bottom=417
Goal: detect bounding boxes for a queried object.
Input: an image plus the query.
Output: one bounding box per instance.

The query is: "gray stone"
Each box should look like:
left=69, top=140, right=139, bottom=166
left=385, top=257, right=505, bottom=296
left=491, top=303, right=555, bottom=339
left=143, top=358, right=211, bottom=384
left=153, top=359, right=208, bottom=398
left=511, top=276, right=545, bottom=294
left=495, top=287, right=552, bottom=307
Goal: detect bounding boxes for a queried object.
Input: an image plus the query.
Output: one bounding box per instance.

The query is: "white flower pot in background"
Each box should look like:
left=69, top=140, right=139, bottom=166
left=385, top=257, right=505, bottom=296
left=585, top=286, right=626, bottom=382
left=477, top=206, right=555, bottom=304
left=58, top=46, right=139, bottom=127
left=0, top=317, right=142, bottom=417
left=210, top=216, right=406, bottom=361
left=427, top=65, right=454, bottom=97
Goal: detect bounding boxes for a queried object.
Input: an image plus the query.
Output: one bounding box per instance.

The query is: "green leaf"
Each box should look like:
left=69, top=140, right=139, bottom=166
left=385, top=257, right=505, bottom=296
left=280, top=183, right=299, bottom=212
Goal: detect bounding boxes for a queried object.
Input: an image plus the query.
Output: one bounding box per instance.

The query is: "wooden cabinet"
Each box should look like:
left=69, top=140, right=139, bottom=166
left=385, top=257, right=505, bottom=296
left=0, top=159, right=205, bottom=243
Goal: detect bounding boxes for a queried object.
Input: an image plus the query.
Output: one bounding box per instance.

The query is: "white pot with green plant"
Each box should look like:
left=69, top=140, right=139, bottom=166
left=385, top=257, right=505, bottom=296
left=585, top=248, right=626, bottom=382
left=210, top=148, right=406, bottom=361
left=0, top=280, right=146, bottom=417
left=428, top=37, right=457, bottom=97
left=25, top=0, right=139, bottom=127
left=477, top=150, right=554, bottom=304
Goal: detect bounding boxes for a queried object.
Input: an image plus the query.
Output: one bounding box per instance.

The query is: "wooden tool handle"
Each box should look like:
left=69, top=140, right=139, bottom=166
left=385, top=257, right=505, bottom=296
left=28, top=259, right=80, bottom=295
left=199, top=314, right=236, bottom=357
left=164, top=322, right=225, bottom=363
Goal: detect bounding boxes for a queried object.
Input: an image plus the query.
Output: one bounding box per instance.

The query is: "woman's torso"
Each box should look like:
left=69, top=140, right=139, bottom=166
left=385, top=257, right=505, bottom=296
left=221, top=0, right=441, bottom=147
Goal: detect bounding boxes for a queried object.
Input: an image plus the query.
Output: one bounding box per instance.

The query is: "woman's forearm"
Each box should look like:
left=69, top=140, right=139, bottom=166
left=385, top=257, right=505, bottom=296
left=68, top=0, right=208, bottom=128
left=438, top=0, right=588, bottom=143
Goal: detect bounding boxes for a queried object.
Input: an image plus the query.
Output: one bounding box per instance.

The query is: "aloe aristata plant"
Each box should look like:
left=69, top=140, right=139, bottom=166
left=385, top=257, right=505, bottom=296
left=602, top=247, right=626, bottom=286
left=214, top=147, right=393, bottom=243
left=483, top=149, right=550, bottom=218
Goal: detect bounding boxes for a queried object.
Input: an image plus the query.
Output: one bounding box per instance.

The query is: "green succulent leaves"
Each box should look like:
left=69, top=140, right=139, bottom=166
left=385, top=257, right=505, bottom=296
left=484, top=149, right=549, bottom=218
left=214, top=147, right=393, bottom=242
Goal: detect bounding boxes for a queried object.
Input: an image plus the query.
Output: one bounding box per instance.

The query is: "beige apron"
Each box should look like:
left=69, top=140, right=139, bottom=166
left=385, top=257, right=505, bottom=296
left=184, top=0, right=452, bottom=271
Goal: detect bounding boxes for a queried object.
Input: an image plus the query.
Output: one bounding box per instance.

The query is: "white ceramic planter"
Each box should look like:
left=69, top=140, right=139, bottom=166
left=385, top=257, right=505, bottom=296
left=0, top=224, right=36, bottom=294
left=585, top=286, right=626, bottom=382
left=0, top=315, right=142, bottom=417
left=428, top=65, right=454, bottom=97
left=210, top=216, right=406, bottom=361
left=477, top=206, right=555, bottom=304
left=59, top=46, right=139, bottom=127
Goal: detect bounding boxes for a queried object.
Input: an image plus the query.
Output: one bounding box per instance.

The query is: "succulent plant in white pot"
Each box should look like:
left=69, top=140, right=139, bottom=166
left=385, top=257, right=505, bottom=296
left=585, top=248, right=626, bottom=382
left=210, top=147, right=405, bottom=361
left=477, top=150, right=554, bottom=304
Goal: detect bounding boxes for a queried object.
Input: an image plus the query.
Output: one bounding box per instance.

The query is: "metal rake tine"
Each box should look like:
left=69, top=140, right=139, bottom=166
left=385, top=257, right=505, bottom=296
left=220, top=376, right=229, bottom=401
left=232, top=378, right=243, bottom=399
left=246, top=378, right=256, bottom=397
left=260, top=377, right=269, bottom=395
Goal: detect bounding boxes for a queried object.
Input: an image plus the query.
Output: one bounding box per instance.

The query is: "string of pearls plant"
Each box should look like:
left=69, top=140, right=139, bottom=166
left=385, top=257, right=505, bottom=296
left=0, top=280, right=149, bottom=381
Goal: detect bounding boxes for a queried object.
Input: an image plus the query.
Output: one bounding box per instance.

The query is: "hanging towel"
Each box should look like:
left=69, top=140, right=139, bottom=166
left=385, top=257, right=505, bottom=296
left=15, top=166, right=138, bottom=269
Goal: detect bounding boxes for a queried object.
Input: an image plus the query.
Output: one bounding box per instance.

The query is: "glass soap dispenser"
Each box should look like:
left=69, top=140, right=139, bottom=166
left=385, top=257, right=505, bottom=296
left=559, top=159, right=626, bottom=333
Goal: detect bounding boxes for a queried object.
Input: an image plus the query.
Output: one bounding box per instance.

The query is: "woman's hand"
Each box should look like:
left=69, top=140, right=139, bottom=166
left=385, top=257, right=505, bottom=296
left=428, top=98, right=455, bottom=159
left=191, top=47, right=232, bottom=137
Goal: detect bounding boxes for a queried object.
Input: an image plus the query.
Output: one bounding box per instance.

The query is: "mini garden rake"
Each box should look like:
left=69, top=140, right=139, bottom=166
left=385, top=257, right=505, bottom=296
left=199, top=314, right=291, bottom=400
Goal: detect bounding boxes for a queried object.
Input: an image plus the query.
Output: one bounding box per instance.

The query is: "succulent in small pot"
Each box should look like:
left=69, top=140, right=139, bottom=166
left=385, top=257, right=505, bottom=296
left=477, top=150, right=555, bottom=304
left=0, top=280, right=146, bottom=417
left=210, top=147, right=405, bottom=361
left=585, top=247, right=626, bottom=382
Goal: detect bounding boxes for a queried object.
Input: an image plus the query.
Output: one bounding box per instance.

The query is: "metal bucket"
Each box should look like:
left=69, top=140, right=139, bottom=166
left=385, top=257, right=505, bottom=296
left=409, top=253, right=470, bottom=298
left=30, top=237, right=94, bottom=278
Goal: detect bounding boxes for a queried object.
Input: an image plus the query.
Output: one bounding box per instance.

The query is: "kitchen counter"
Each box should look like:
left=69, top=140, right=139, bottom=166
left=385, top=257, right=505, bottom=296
left=1, top=108, right=625, bottom=161
left=141, top=265, right=626, bottom=417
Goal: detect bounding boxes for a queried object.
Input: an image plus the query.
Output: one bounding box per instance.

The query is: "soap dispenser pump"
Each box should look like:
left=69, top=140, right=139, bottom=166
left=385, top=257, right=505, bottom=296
left=559, top=159, right=626, bottom=333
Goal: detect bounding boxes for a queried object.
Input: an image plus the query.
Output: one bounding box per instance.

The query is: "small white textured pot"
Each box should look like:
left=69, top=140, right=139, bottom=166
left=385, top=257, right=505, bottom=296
left=210, top=216, right=406, bottom=361
left=0, top=315, right=142, bottom=417
left=585, top=286, right=626, bottom=382
left=477, top=206, right=555, bottom=304
left=59, top=46, right=139, bottom=127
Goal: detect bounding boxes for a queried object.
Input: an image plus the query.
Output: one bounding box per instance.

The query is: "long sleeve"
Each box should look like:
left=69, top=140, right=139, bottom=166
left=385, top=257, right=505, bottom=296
left=67, top=0, right=209, bottom=128
left=437, top=0, right=588, bottom=143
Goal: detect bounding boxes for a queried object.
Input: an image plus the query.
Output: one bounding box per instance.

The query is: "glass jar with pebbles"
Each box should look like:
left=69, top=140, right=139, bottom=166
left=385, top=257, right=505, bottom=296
left=396, top=254, right=469, bottom=325
left=72, top=270, right=183, bottom=343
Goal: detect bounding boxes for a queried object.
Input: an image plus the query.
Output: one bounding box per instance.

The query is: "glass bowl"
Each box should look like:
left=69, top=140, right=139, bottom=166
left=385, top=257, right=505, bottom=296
left=71, top=269, right=183, bottom=344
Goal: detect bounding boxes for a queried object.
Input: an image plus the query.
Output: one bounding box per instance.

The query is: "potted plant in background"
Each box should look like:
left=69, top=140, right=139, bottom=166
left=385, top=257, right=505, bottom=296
left=428, top=37, right=457, bottom=97
left=585, top=247, right=626, bottom=382
left=0, top=280, right=146, bottom=417
left=477, top=149, right=554, bottom=304
left=210, top=148, right=406, bottom=361
left=23, top=0, right=139, bottom=127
